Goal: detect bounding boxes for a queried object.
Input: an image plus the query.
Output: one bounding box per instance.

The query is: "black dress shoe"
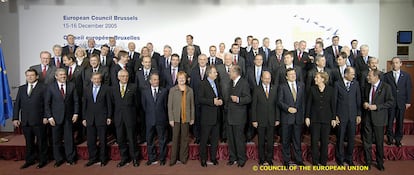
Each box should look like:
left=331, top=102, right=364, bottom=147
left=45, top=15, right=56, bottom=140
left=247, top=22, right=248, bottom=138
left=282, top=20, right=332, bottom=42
left=54, top=160, right=64, bottom=168
left=386, top=140, right=393, bottom=145
left=67, top=160, right=76, bottom=165
left=20, top=162, right=35, bottom=169
left=194, top=138, right=200, bottom=144
left=160, top=160, right=166, bottom=166
left=259, top=160, right=265, bottom=165
left=227, top=161, right=236, bottom=166
left=396, top=141, right=402, bottom=147
left=336, top=160, right=344, bottom=166
left=201, top=160, right=207, bottom=167
left=211, top=160, right=218, bottom=165
left=221, top=139, right=227, bottom=143
left=36, top=162, right=47, bottom=169
left=283, top=162, right=290, bottom=168
left=100, top=160, right=108, bottom=167
left=267, top=160, right=273, bottom=166
left=85, top=160, right=97, bottom=167
left=296, top=161, right=305, bottom=166
left=146, top=160, right=154, bottom=166
left=117, top=160, right=128, bottom=167
left=364, top=163, right=371, bottom=170
left=133, top=160, right=140, bottom=167
left=237, top=162, right=245, bottom=167
left=377, top=164, right=385, bottom=171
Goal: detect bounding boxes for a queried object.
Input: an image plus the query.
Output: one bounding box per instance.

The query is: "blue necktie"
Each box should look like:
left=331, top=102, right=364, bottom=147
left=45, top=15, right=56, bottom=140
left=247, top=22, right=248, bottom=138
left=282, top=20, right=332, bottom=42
left=212, top=83, right=218, bottom=97
left=93, top=86, right=98, bottom=103
left=256, top=68, right=261, bottom=85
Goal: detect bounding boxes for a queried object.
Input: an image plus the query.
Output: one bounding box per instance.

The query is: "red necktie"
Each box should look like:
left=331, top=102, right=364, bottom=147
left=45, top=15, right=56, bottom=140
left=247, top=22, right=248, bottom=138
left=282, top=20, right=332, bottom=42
left=60, top=84, right=65, bottom=98
left=172, top=68, right=176, bottom=83
left=371, top=85, right=376, bottom=102
left=42, top=66, right=47, bottom=78
left=298, top=51, right=302, bottom=61
left=68, top=67, right=72, bottom=79
left=56, top=58, right=61, bottom=68
left=334, top=46, right=339, bottom=58
left=233, top=55, right=237, bottom=65
left=123, top=65, right=127, bottom=70
left=189, top=56, right=192, bottom=65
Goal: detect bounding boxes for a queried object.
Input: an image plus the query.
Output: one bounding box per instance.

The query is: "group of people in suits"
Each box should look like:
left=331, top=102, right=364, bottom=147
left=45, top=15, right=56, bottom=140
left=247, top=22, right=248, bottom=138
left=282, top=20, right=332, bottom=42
left=12, top=34, right=411, bottom=171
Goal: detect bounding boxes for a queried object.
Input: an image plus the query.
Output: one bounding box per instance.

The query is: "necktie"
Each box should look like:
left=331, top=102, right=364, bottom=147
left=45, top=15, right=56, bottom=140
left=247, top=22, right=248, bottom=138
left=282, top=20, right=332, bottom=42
left=144, top=71, right=148, bottom=81
left=291, top=83, right=297, bottom=102
left=102, top=56, right=106, bottom=66
left=334, top=46, right=339, bottom=57
left=60, top=84, right=65, bottom=98
left=256, top=68, right=260, bottom=85
left=123, top=65, right=127, bottom=70
left=28, top=84, right=33, bottom=96
left=166, top=58, right=169, bottom=68
left=42, top=65, right=47, bottom=78
left=346, top=82, right=350, bottom=91
left=172, top=68, right=176, bottom=83
left=265, top=85, right=269, bottom=98
left=298, top=51, right=302, bottom=61
left=254, top=51, right=257, bottom=56
left=226, top=66, right=229, bottom=73
left=69, top=46, right=74, bottom=53
left=189, top=56, right=193, bottom=65
left=93, top=69, right=97, bottom=73
left=201, top=68, right=205, bottom=80
left=353, top=50, right=357, bottom=58
left=121, top=85, right=125, bottom=98
left=371, top=85, right=376, bottom=103
left=211, top=58, right=214, bottom=65
left=364, top=57, right=368, bottom=64
left=56, top=57, right=61, bottom=68
left=394, top=72, right=399, bottom=84
left=212, top=83, right=218, bottom=97
left=153, top=88, right=157, bottom=102
left=68, top=67, right=73, bottom=79
left=233, top=55, right=237, bottom=65
left=93, top=86, right=98, bottom=103
left=265, top=49, right=269, bottom=59
left=129, top=52, right=133, bottom=58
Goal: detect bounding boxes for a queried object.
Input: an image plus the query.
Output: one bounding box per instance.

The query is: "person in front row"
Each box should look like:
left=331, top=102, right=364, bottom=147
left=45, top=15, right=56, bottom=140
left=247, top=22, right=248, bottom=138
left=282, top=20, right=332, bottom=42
left=168, top=71, right=195, bottom=166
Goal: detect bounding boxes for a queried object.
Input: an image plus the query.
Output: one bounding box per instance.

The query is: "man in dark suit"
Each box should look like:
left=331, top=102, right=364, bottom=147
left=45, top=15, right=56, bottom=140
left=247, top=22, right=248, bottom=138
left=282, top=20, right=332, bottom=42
left=99, top=44, right=114, bottom=69
left=277, top=68, right=306, bottom=167
left=162, top=54, right=181, bottom=89
left=226, top=65, right=251, bottom=167
left=142, top=73, right=169, bottom=166
left=207, top=45, right=223, bottom=66
left=13, top=69, right=48, bottom=169
left=181, top=34, right=201, bottom=60
left=268, top=45, right=285, bottom=73
left=331, top=52, right=349, bottom=84
left=245, top=38, right=264, bottom=70
left=354, top=44, right=371, bottom=77
left=30, top=51, right=57, bottom=85
left=147, top=42, right=161, bottom=69
left=334, top=67, right=361, bottom=166
left=107, top=37, right=117, bottom=58
left=314, top=41, right=335, bottom=69
left=293, top=40, right=312, bottom=73
left=325, top=36, right=342, bottom=59
left=308, top=37, right=324, bottom=57
left=135, top=56, right=158, bottom=91
left=51, top=45, right=64, bottom=68
left=111, top=51, right=133, bottom=86
left=45, top=68, right=79, bottom=167
left=362, top=69, right=394, bottom=171
left=82, top=72, right=112, bottom=167
left=273, top=51, right=303, bottom=87
left=305, top=54, right=333, bottom=93
left=251, top=71, right=278, bottom=166
left=358, top=57, right=382, bottom=93
left=86, top=38, right=101, bottom=58
left=112, top=69, right=140, bottom=167
left=180, top=45, right=199, bottom=75
left=384, top=57, right=412, bottom=147
left=198, top=66, right=223, bottom=167
left=230, top=43, right=246, bottom=77
left=349, top=39, right=360, bottom=66
left=158, top=45, right=173, bottom=74
left=127, top=42, right=140, bottom=75
left=62, top=34, right=79, bottom=56
left=259, top=37, right=272, bottom=67
left=233, top=37, right=247, bottom=59
left=83, top=54, right=110, bottom=87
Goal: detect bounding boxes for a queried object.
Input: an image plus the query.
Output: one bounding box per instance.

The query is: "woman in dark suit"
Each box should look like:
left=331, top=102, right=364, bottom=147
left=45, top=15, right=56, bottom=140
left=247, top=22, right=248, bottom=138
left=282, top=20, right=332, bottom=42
left=305, top=72, right=337, bottom=166
left=168, top=71, right=195, bottom=166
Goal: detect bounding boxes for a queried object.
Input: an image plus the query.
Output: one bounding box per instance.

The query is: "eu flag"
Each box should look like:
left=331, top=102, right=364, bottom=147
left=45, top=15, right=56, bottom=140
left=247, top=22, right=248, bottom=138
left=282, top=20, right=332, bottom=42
left=0, top=45, right=13, bottom=126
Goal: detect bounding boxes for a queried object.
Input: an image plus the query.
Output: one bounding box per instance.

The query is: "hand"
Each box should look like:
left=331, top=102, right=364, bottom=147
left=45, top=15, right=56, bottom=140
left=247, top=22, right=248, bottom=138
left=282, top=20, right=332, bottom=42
left=356, top=116, right=361, bottom=125
left=363, top=102, right=370, bottom=110
left=252, top=122, right=258, bottom=128
left=230, top=96, right=239, bottom=103
left=72, top=114, right=78, bottom=123
left=288, top=107, right=297, bottom=114
left=331, top=120, right=337, bottom=128
left=406, top=104, right=411, bottom=110
left=43, top=118, right=49, bottom=125
left=82, top=120, right=87, bottom=127
left=335, top=116, right=340, bottom=125
left=217, top=99, right=223, bottom=106
left=169, top=121, right=174, bottom=127
left=305, top=118, right=310, bottom=127
left=12, top=120, right=20, bottom=128
left=369, top=104, right=377, bottom=111
left=49, top=118, right=56, bottom=126
left=275, top=121, right=280, bottom=126
left=107, top=119, right=112, bottom=125
left=214, top=98, right=221, bottom=106
left=190, top=120, right=194, bottom=125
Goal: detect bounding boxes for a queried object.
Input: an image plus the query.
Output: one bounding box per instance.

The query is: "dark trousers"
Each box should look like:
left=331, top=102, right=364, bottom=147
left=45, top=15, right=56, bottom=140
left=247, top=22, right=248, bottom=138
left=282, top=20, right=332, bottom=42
left=86, top=125, right=107, bottom=162
left=281, top=124, right=303, bottom=163
left=51, top=119, right=76, bottom=162
left=336, top=119, right=356, bottom=163
left=193, top=105, right=201, bottom=140
left=171, top=122, right=189, bottom=163
left=138, top=110, right=146, bottom=143
left=363, top=114, right=384, bottom=165
left=310, top=123, right=330, bottom=165
left=146, top=124, right=167, bottom=161
left=200, top=124, right=219, bottom=161
left=245, top=107, right=255, bottom=141
left=227, top=124, right=246, bottom=164
left=387, top=107, right=405, bottom=143
left=22, top=125, right=48, bottom=163
left=116, top=122, right=139, bottom=162
left=257, top=125, right=274, bottom=162
left=221, top=111, right=227, bottom=140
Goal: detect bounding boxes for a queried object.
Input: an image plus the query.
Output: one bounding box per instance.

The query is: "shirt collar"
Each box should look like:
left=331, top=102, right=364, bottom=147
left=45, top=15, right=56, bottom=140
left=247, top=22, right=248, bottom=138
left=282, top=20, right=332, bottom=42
left=233, top=76, right=241, bottom=86
left=29, top=81, right=38, bottom=87
left=207, top=77, right=215, bottom=84
left=373, top=80, right=380, bottom=88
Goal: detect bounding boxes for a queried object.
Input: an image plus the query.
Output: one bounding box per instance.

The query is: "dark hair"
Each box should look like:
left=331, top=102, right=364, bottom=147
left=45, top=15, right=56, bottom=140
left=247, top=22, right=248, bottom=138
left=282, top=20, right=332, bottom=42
left=117, top=50, right=128, bottom=60
left=339, top=52, right=348, bottom=59
left=371, top=69, right=381, bottom=78
left=149, top=72, right=159, bottom=80
left=231, top=65, right=241, bottom=75
left=206, top=65, right=216, bottom=76
left=63, top=54, right=76, bottom=62
left=171, top=53, right=180, bottom=59
left=315, top=41, right=324, bottom=48
left=25, top=68, right=38, bottom=76
left=344, top=66, right=354, bottom=74
left=285, top=67, right=296, bottom=76
left=101, top=44, right=110, bottom=49
left=350, top=39, right=358, bottom=45
left=186, top=34, right=194, bottom=40
left=332, top=35, right=339, bottom=39
left=284, top=51, right=293, bottom=57
left=234, top=37, right=241, bottom=42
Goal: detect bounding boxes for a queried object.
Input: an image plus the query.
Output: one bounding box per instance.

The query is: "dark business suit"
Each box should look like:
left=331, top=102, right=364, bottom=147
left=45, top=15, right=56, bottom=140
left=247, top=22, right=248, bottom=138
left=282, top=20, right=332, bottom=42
left=198, top=79, right=222, bottom=162
left=226, top=77, right=251, bottom=165
left=359, top=69, right=383, bottom=95
left=323, top=52, right=336, bottom=69
left=305, top=67, right=333, bottom=94
left=161, top=66, right=180, bottom=89
left=355, top=56, right=372, bottom=78
left=45, top=81, right=79, bottom=162
left=306, top=85, right=336, bottom=165
left=325, top=45, right=343, bottom=59
left=362, top=81, right=394, bottom=166
left=110, top=64, right=134, bottom=86
left=82, top=84, right=112, bottom=163
left=86, top=48, right=101, bottom=58
left=349, top=50, right=361, bottom=67
left=190, top=67, right=208, bottom=141
left=273, top=66, right=303, bottom=87
left=112, top=83, right=140, bottom=162
left=277, top=81, right=305, bottom=164
left=141, top=86, right=168, bottom=162
left=30, top=64, right=56, bottom=85
left=133, top=57, right=158, bottom=74
left=207, top=57, right=223, bottom=66
left=334, top=80, right=361, bottom=164
left=66, top=65, right=84, bottom=143
left=181, top=45, right=201, bottom=61
left=216, top=64, right=232, bottom=140
left=180, top=55, right=198, bottom=75
left=62, top=45, right=79, bottom=56
left=100, top=54, right=114, bottom=69
left=13, top=82, right=48, bottom=164
left=82, top=66, right=110, bottom=87
left=135, top=68, right=158, bottom=91
left=383, top=71, right=412, bottom=143
left=259, top=47, right=271, bottom=67
left=245, top=50, right=265, bottom=70
left=267, top=54, right=284, bottom=74
left=50, top=56, right=65, bottom=68
left=293, top=50, right=312, bottom=73
left=158, top=56, right=171, bottom=74
left=127, top=51, right=140, bottom=74
left=252, top=84, right=278, bottom=163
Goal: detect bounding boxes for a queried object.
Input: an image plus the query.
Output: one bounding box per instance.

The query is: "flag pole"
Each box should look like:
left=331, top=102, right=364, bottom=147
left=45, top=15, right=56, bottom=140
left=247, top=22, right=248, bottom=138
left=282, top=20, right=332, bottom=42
left=0, top=37, right=10, bottom=143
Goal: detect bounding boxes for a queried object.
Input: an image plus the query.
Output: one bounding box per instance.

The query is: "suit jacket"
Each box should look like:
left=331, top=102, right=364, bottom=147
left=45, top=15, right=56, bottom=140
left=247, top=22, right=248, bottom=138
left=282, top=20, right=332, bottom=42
left=162, top=66, right=181, bottom=89
left=305, top=67, right=333, bottom=93
left=13, top=82, right=46, bottom=126
left=259, top=47, right=271, bottom=67
left=246, top=66, right=269, bottom=91
left=383, top=70, right=412, bottom=109
left=66, top=65, right=84, bottom=98
left=127, top=51, right=140, bottom=74
left=277, top=81, right=305, bottom=125
left=133, top=57, right=158, bottom=74
left=82, top=66, right=110, bottom=87
left=359, top=69, right=383, bottom=93
left=45, top=81, right=79, bottom=125
left=323, top=52, right=336, bottom=69
left=158, top=56, right=171, bottom=73
left=190, top=66, right=208, bottom=105
left=355, top=55, right=372, bottom=77
left=141, top=87, right=168, bottom=126
left=216, top=64, right=232, bottom=107
left=251, top=84, right=278, bottom=126
left=110, top=64, right=134, bottom=86
left=198, top=79, right=222, bottom=125
left=334, top=79, right=361, bottom=123
left=111, top=83, right=139, bottom=127
left=100, top=54, right=114, bottom=69
left=135, top=68, right=158, bottom=90
left=50, top=56, right=65, bottom=68
left=306, top=85, right=336, bottom=124
left=86, top=48, right=101, bottom=58
left=167, top=85, right=195, bottom=123
left=293, top=50, right=312, bottom=72
left=233, top=55, right=246, bottom=77
left=349, top=49, right=361, bottom=66
left=273, top=66, right=303, bottom=87
left=267, top=54, right=284, bottom=73
left=245, top=50, right=265, bottom=69
left=30, top=64, right=56, bottom=85
left=181, top=45, right=201, bottom=61
left=180, top=55, right=199, bottom=75
left=62, top=45, right=79, bottom=56
left=207, top=57, right=223, bottom=66
left=363, top=81, right=394, bottom=126
left=82, top=85, right=112, bottom=126
left=325, top=45, right=343, bottom=59
left=226, top=77, right=251, bottom=125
